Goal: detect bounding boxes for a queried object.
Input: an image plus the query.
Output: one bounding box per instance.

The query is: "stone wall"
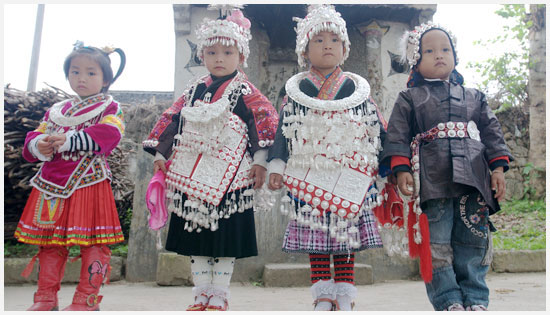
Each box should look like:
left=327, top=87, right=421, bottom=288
left=111, top=91, right=174, bottom=281
left=121, top=4, right=539, bottom=284
left=494, top=106, right=533, bottom=200
left=116, top=91, right=535, bottom=283
left=162, top=4, right=437, bottom=283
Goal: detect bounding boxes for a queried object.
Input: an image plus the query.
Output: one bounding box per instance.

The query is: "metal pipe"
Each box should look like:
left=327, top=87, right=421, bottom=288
left=27, top=4, right=45, bottom=92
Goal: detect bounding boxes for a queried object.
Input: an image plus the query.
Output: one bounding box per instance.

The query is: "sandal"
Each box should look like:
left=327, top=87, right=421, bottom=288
left=186, top=293, right=209, bottom=311
left=205, top=299, right=228, bottom=311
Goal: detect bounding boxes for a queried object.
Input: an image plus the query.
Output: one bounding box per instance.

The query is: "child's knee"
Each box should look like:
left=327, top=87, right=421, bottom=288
left=431, top=243, right=453, bottom=269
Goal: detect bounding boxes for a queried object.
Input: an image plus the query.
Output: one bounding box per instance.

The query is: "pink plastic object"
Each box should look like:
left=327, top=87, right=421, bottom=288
left=145, top=161, right=171, bottom=230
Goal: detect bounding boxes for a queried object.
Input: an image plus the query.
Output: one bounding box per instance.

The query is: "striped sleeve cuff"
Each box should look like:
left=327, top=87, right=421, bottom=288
left=58, top=130, right=101, bottom=153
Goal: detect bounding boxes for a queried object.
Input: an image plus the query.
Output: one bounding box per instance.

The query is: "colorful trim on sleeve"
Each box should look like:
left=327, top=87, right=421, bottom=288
left=35, top=121, right=48, bottom=134
left=99, top=113, right=125, bottom=136
left=489, top=156, right=510, bottom=164
left=143, top=94, right=187, bottom=149
left=242, top=82, right=279, bottom=148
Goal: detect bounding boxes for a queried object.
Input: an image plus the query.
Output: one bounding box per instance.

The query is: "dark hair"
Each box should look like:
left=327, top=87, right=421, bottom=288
left=63, top=46, right=126, bottom=93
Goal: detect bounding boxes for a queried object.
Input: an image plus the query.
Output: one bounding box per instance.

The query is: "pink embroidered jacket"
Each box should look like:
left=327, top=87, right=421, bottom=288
left=143, top=71, right=278, bottom=160
left=23, top=95, right=124, bottom=199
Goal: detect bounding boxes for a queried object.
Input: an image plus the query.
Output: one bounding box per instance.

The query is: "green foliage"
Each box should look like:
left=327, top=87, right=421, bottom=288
left=493, top=230, right=546, bottom=250
left=491, top=199, right=546, bottom=250
left=109, top=243, right=128, bottom=258
left=522, top=162, right=545, bottom=198
left=4, top=241, right=38, bottom=258
left=4, top=241, right=129, bottom=258
left=467, top=4, right=530, bottom=111
left=500, top=198, right=546, bottom=214
left=120, top=207, right=133, bottom=240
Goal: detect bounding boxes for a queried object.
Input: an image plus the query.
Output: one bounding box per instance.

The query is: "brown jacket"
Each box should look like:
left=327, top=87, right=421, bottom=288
left=382, top=80, right=513, bottom=214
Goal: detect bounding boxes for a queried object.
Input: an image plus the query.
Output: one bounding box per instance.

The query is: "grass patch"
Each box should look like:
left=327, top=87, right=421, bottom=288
left=491, top=199, right=546, bottom=250
left=4, top=240, right=128, bottom=258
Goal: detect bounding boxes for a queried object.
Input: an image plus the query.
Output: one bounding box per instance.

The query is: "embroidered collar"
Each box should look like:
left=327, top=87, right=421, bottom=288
left=49, top=94, right=112, bottom=127
left=305, top=67, right=347, bottom=100
left=306, top=67, right=342, bottom=89
left=180, top=71, right=245, bottom=122
left=286, top=71, right=370, bottom=111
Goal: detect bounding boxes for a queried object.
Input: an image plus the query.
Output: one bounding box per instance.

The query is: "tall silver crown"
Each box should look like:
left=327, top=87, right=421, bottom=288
left=293, top=4, right=351, bottom=68
left=196, top=6, right=252, bottom=68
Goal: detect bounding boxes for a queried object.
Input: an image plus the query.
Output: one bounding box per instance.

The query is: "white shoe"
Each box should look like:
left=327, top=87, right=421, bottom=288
left=311, top=280, right=336, bottom=311
left=334, top=282, right=357, bottom=311
left=466, top=305, right=488, bottom=311
left=445, top=303, right=465, bottom=311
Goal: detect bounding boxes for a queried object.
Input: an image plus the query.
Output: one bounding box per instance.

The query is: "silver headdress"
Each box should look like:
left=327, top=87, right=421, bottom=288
left=400, top=21, right=458, bottom=67
left=196, top=5, right=252, bottom=67
left=293, top=4, right=351, bottom=68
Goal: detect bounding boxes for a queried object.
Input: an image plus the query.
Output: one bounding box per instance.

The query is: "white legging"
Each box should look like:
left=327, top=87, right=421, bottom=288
left=190, top=256, right=235, bottom=287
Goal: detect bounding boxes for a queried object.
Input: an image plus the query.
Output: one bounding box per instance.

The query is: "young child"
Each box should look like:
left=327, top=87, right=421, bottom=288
left=14, top=42, right=126, bottom=311
left=382, top=22, right=512, bottom=311
left=143, top=8, right=278, bottom=311
left=267, top=5, right=388, bottom=311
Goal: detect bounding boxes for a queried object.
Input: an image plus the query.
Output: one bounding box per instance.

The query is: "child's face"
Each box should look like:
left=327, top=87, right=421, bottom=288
left=305, top=31, right=344, bottom=76
left=68, top=55, right=107, bottom=99
left=417, top=29, right=455, bottom=81
left=203, top=43, right=242, bottom=77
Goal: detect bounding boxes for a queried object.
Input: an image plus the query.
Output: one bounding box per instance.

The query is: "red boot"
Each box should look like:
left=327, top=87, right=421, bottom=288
left=24, top=246, right=69, bottom=311
left=62, top=245, right=111, bottom=311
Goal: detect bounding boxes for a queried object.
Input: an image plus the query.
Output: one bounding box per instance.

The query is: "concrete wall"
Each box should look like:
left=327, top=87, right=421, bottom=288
left=124, top=4, right=437, bottom=283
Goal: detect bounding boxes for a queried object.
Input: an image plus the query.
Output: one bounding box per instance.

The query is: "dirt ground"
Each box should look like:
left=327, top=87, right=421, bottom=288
left=4, top=272, right=545, bottom=312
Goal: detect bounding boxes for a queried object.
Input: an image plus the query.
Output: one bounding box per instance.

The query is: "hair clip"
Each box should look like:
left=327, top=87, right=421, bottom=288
left=73, top=40, right=84, bottom=51
left=101, top=45, right=115, bottom=55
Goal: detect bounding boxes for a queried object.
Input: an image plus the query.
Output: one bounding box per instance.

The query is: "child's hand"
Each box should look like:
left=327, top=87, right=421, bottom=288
left=154, top=160, right=167, bottom=174
left=388, top=172, right=398, bottom=185
left=36, top=136, right=54, bottom=157
left=397, top=171, right=414, bottom=196
left=249, top=165, right=267, bottom=189
left=491, top=167, right=506, bottom=202
left=48, top=133, right=67, bottom=151
left=268, top=173, right=283, bottom=190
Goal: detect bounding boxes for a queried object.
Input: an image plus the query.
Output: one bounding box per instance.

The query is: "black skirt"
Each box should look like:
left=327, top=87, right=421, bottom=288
left=164, top=205, right=258, bottom=259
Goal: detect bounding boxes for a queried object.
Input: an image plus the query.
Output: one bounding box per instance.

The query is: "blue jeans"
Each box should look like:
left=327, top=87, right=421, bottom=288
left=423, top=192, right=493, bottom=310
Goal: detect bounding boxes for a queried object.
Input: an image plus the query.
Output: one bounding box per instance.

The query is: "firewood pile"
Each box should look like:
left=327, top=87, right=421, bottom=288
left=4, top=85, right=135, bottom=240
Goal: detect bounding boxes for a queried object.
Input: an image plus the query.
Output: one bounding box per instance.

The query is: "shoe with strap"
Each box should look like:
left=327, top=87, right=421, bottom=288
left=334, top=282, right=356, bottom=311
left=62, top=245, right=111, bottom=311
left=186, top=293, right=209, bottom=311
left=311, top=279, right=336, bottom=311
left=24, top=246, right=69, bottom=311
left=445, top=303, right=466, bottom=311
left=313, top=298, right=336, bottom=311
left=204, top=285, right=230, bottom=311
left=466, top=305, right=488, bottom=311
left=204, top=299, right=228, bottom=311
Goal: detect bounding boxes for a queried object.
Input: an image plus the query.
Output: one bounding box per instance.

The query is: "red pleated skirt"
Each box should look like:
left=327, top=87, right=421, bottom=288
left=14, top=180, right=124, bottom=246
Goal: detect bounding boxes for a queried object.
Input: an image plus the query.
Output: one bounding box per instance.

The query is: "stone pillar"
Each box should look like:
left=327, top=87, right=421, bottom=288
left=357, top=20, right=389, bottom=112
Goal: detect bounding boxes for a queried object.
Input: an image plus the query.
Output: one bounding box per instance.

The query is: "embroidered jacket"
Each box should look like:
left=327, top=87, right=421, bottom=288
left=381, top=80, right=513, bottom=213
left=23, top=94, right=124, bottom=199
left=142, top=70, right=278, bottom=233
left=143, top=70, right=278, bottom=161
